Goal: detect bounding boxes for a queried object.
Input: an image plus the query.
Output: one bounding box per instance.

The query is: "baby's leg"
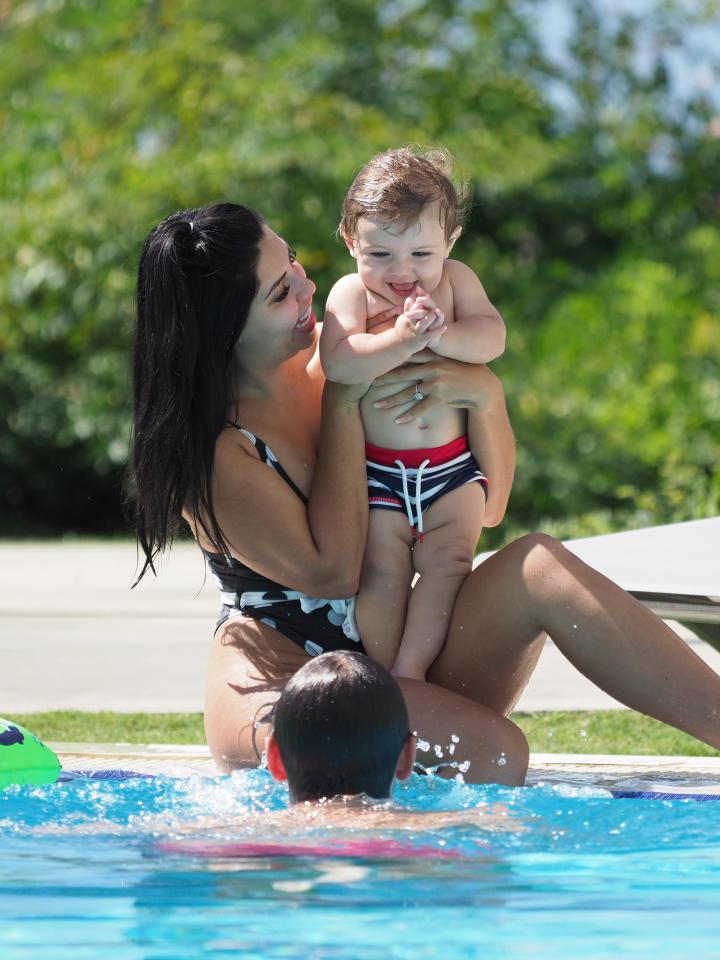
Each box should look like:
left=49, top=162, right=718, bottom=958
left=392, top=482, right=486, bottom=680
left=356, top=509, right=415, bottom=671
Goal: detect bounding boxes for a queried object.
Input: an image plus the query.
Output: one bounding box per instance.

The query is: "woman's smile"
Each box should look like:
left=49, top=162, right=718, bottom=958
left=294, top=306, right=316, bottom=333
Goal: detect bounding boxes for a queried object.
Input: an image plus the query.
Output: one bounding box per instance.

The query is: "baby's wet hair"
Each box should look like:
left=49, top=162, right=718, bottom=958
left=340, top=146, right=467, bottom=242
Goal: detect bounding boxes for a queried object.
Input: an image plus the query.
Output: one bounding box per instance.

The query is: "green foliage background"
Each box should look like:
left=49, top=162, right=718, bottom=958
left=1, top=0, right=718, bottom=542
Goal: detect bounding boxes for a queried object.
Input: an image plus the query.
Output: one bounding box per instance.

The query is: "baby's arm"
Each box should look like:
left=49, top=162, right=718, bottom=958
left=321, top=274, right=445, bottom=384
left=430, top=260, right=505, bottom=363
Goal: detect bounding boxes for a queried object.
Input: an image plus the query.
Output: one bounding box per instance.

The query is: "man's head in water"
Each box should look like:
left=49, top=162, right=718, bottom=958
left=266, top=651, right=416, bottom=802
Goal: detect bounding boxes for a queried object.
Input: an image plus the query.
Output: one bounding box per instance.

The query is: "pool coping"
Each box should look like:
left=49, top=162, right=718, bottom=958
left=49, top=743, right=720, bottom=790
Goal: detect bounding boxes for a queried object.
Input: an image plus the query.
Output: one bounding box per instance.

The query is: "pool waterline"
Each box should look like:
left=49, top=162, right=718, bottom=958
left=48, top=741, right=720, bottom=793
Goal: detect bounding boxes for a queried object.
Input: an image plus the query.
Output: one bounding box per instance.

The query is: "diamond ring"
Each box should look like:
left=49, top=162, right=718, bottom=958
left=413, top=388, right=424, bottom=402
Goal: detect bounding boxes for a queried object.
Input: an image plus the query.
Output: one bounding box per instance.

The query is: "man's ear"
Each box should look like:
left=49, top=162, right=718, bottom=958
left=266, top=732, right=288, bottom=783
left=341, top=229, right=359, bottom=259
left=445, top=225, right=462, bottom=257
left=395, top=733, right=417, bottom=782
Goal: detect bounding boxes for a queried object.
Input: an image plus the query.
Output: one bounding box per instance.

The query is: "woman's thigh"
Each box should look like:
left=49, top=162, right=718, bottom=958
left=204, top=617, right=310, bottom=771
left=428, top=534, right=549, bottom=714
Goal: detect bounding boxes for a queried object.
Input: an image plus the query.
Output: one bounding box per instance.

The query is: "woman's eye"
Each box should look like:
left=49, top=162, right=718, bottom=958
left=274, top=285, right=290, bottom=303
left=369, top=252, right=389, bottom=259
left=288, top=247, right=297, bottom=264
left=413, top=251, right=431, bottom=258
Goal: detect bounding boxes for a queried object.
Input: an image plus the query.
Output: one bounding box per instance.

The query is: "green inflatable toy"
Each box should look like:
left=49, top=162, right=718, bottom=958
left=0, top=718, right=61, bottom=787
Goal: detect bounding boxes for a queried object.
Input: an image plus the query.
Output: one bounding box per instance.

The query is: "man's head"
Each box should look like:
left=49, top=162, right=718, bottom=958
left=266, top=652, right=416, bottom=803
left=339, top=147, right=466, bottom=304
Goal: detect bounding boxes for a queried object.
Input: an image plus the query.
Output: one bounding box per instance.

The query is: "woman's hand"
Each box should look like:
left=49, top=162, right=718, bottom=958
left=371, top=358, right=503, bottom=424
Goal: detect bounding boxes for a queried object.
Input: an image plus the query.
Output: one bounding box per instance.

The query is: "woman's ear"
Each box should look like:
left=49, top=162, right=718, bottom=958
left=395, top=733, right=417, bottom=782
left=445, top=225, right=462, bottom=256
left=266, top=732, right=288, bottom=783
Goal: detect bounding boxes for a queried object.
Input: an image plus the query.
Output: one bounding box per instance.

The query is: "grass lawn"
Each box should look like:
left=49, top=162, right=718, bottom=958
left=11, top=710, right=720, bottom=758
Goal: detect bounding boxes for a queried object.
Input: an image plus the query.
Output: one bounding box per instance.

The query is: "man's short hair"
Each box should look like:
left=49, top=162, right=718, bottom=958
left=271, top=651, right=410, bottom=802
left=340, top=146, right=467, bottom=241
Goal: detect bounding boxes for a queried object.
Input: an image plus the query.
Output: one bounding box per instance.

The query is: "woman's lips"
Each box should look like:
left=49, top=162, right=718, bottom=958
left=294, top=309, right=316, bottom=332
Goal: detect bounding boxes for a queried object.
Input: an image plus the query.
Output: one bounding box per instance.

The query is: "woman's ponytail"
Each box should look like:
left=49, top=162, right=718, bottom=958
left=130, top=204, right=264, bottom=582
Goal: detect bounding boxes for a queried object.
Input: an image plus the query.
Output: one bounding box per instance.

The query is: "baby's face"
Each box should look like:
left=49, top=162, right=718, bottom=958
left=345, top=202, right=459, bottom=305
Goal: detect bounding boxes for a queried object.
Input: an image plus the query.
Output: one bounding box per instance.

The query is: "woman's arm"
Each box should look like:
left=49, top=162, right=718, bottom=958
left=194, top=381, right=369, bottom=598
left=467, top=391, right=515, bottom=527
left=371, top=359, right=515, bottom=526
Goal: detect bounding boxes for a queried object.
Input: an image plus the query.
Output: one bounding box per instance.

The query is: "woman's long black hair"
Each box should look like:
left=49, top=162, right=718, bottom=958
left=130, top=202, right=265, bottom=582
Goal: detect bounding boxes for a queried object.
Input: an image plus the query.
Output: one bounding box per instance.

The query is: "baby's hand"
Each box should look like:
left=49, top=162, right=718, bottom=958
left=395, top=285, right=446, bottom=352
left=406, top=286, right=445, bottom=347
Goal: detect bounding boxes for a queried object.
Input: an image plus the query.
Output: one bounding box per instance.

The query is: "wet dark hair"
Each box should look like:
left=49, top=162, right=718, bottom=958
left=340, top=146, right=467, bottom=241
left=130, top=202, right=265, bottom=581
left=272, top=651, right=411, bottom=802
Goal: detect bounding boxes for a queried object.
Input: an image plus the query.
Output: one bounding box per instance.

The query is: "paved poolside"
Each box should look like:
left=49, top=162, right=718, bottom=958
left=1, top=538, right=718, bottom=714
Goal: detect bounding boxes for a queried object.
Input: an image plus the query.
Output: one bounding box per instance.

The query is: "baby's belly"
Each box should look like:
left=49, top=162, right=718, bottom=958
left=360, top=379, right=466, bottom=450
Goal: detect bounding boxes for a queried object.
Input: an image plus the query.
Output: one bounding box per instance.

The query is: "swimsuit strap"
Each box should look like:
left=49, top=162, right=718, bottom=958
left=226, top=423, right=308, bottom=504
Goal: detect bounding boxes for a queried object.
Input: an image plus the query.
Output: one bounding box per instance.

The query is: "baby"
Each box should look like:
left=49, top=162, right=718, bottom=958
left=320, top=147, right=506, bottom=679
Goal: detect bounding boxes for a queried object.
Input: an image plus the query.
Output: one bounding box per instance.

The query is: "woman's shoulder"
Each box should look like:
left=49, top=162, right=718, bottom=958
left=215, top=423, right=264, bottom=464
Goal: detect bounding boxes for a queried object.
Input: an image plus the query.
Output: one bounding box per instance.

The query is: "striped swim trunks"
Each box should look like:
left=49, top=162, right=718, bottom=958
left=365, top=436, right=487, bottom=541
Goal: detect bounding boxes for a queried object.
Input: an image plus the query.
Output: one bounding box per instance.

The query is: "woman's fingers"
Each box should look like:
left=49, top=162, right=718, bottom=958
left=373, top=361, right=441, bottom=386
left=372, top=383, right=429, bottom=410
left=394, top=396, right=431, bottom=423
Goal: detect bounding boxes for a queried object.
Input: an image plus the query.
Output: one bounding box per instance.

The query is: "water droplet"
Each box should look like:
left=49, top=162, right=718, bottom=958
left=417, top=739, right=430, bottom=752
left=433, top=744, right=444, bottom=758
left=497, top=752, right=507, bottom=766
left=450, top=734, right=460, bottom=743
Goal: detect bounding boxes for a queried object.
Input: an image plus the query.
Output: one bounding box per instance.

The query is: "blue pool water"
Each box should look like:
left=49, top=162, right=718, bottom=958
left=1, top=770, right=720, bottom=959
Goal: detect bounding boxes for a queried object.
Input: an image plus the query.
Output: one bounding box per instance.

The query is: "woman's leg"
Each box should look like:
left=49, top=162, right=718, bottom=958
left=356, top=510, right=414, bottom=671
left=204, top=614, right=528, bottom=785
left=397, top=677, right=528, bottom=786
left=430, top=533, right=720, bottom=749
left=204, top=618, right=310, bottom=771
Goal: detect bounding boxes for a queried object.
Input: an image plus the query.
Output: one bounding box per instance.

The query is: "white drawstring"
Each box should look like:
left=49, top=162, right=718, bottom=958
left=394, top=459, right=415, bottom=531
left=414, top=458, right=431, bottom=539
left=393, top=457, right=431, bottom=541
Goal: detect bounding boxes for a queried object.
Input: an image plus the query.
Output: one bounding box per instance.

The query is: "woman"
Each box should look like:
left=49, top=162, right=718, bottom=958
left=132, top=203, right=720, bottom=785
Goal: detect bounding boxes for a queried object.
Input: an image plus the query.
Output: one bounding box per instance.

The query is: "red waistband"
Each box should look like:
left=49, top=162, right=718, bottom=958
left=365, top=436, right=469, bottom=468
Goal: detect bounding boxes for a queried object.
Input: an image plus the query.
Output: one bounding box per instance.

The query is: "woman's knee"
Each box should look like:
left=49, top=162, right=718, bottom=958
left=509, top=532, right=574, bottom=592
left=473, top=713, right=529, bottom=786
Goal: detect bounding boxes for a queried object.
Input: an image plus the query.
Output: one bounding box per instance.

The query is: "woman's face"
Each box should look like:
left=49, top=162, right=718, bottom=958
left=240, top=227, right=317, bottom=364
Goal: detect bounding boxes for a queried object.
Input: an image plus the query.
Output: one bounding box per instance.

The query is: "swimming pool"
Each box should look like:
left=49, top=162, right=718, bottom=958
left=2, top=761, right=720, bottom=960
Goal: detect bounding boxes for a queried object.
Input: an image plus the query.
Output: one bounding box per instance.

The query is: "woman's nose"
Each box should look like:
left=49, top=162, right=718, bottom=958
left=299, top=274, right=316, bottom=299
left=293, top=260, right=316, bottom=297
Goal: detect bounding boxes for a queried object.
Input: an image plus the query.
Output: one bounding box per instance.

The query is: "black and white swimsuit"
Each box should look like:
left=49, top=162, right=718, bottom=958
left=203, top=426, right=364, bottom=657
